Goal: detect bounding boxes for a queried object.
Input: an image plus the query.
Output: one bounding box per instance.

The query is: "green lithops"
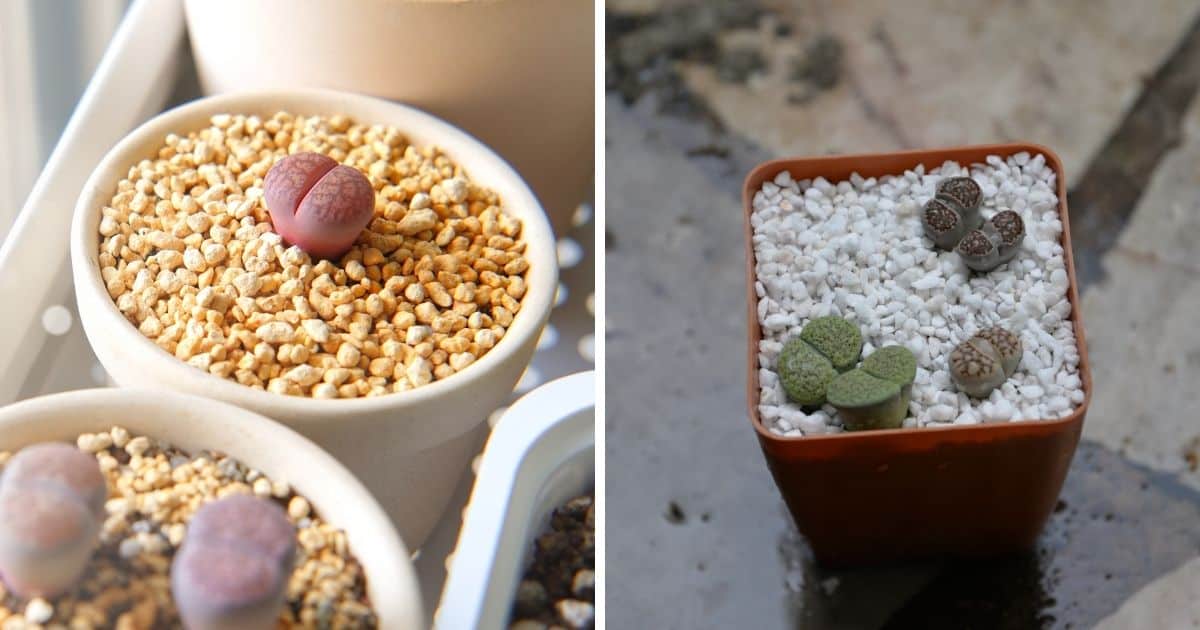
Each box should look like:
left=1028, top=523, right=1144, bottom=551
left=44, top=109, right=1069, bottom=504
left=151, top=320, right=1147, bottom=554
left=862, top=344, right=917, bottom=411
left=799, top=316, right=863, bottom=372
left=826, top=369, right=907, bottom=431
left=777, top=338, right=837, bottom=407
left=775, top=318, right=918, bottom=431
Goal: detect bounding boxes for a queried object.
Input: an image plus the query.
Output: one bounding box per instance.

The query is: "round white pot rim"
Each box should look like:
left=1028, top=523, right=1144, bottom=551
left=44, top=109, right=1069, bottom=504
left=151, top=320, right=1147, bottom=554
left=70, top=88, right=557, bottom=424
left=0, top=387, right=421, bottom=627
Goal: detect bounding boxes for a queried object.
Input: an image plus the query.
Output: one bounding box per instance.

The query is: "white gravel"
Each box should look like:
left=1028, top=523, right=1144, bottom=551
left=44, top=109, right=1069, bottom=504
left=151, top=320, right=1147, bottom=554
left=752, top=153, right=1084, bottom=436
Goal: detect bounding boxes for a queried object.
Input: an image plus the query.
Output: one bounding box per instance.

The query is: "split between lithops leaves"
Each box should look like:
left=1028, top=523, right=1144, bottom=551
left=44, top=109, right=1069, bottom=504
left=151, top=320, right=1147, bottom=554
left=923, top=177, right=982, bottom=250
left=263, top=151, right=375, bottom=260
left=0, top=442, right=106, bottom=598
left=799, top=316, right=863, bottom=372
left=171, top=494, right=296, bottom=630
left=975, top=326, right=1022, bottom=377
left=950, top=326, right=1022, bottom=397
left=957, top=210, right=1025, bottom=272
left=826, top=369, right=907, bottom=431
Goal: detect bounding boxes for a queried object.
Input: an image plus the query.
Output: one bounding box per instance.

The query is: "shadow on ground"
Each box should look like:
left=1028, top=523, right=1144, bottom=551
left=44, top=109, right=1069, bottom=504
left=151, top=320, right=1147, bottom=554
left=779, top=441, right=1200, bottom=629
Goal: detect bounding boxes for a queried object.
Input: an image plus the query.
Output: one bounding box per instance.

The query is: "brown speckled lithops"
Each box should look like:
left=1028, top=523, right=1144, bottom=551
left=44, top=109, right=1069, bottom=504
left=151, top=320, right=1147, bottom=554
left=956, top=229, right=1000, bottom=272
left=975, top=326, right=1022, bottom=377
left=988, top=210, right=1025, bottom=266
left=950, top=327, right=1022, bottom=397
left=936, top=176, right=983, bottom=228
left=922, top=198, right=965, bottom=250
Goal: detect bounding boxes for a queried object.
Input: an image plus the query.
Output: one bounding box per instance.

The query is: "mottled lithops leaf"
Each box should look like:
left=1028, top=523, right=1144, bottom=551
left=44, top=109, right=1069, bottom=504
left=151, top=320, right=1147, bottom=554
left=262, top=152, right=337, bottom=231
left=826, top=369, right=906, bottom=431
left=799, top=316, right=863, bottom=372
left=975, top=326, right=1022, bottom=377
left=988, top=209, right=1025, bottom=265
left=922, top=198, right=965, bottom=250
left=863, top=345, right=917, bottom=413
left=861, top=345, right=916, bottom=386
left=827, top=369, right=900, bottom=408
left=936, top=176, right=983, bottom=219
left=950, top=336, right=1007, bottom=397
left=777, top=338, right=836, bottom=407
left=264, top=152, right=375, bottom=260
left=0, top=443, right=104, bottom=597
left=171, top=495, right=296, bottom=630
left=956, top=229, right=1000, bottom=272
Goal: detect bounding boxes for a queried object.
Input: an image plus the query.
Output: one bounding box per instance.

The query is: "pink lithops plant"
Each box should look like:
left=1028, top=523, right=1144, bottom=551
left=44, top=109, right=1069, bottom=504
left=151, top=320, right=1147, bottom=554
left=0, top=442, right=106, bottom=597
left=171, top=494, right=296, bottom=630
left=263, top=151, right=375, bottom=260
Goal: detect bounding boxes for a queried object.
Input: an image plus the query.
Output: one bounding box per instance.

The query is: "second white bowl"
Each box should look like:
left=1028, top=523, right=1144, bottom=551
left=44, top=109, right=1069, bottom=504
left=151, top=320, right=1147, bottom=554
left=0, top=388, right=421, bottom=627
left=70, top=89, right=558, bottom=547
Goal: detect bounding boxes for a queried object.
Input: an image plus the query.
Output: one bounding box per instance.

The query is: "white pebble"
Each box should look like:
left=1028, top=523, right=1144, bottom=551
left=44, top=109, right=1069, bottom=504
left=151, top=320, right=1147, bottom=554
left=25, top=598, right=52, bottom=624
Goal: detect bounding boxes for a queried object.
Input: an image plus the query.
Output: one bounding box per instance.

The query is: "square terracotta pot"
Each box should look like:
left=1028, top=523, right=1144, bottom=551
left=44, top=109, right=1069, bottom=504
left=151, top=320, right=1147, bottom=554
left=742, top=143, right=1093, bottom=567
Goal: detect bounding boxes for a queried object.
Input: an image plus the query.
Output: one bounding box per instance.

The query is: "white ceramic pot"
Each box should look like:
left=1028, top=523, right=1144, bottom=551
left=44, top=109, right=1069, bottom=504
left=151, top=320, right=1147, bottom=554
left=438, top=371, right=594, bottom=630
left=0, top=388, right=422, bottom=628
left=70, top=89, right=557, bottom=547
left=183, top=0, right=594, bottom=235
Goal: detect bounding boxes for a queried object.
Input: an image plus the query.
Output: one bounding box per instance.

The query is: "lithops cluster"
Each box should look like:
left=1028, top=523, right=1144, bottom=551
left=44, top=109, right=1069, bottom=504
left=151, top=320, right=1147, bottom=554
left=957, top=210, right=1026, bottom=272
left=0, top=443, right=106, bottom=597
left=950, top=326, right=1023, bottom=397
left=826, top=345, right=917, bottom=431
left=171, top=495, right=296, bottom=630
left=776, top=316, right=863, bottom=406
left=922, top=176, right=1025, bottom=272
left=263, top=151, right=375, bottom=260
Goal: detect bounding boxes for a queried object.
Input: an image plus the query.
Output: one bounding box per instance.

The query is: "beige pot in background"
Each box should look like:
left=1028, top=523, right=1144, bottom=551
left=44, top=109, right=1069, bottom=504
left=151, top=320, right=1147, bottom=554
left=71, top=89, right=557, bottom=549
left=0, top=388, right=422, bottom=628
left=184, top=0, right=594, bottom=235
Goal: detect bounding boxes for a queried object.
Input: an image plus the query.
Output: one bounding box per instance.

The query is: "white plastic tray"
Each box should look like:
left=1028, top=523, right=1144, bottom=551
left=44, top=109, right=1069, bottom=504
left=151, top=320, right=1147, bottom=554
left=437, top=371, right=596, bottom=630
left=0, top=0, right=595, bottom=625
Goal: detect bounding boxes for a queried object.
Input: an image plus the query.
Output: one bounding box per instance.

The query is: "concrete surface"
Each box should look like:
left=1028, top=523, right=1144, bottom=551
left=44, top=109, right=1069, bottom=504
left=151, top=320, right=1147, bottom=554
left=1082, top=96, right=1200, bottom=490
left=678, top=0, right=1200, bottom=186
left=1094, top=557, right=1200, bottom=629
left=607, top=1, right=1200, bottom=627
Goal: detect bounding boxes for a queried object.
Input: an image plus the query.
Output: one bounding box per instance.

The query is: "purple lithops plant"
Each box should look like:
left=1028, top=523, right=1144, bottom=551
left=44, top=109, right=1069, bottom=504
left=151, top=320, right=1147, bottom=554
left=0, top=442, right=106, bottom=597
left=263, top=151, right=375, bottom=260
left=171, top=494, right=296, bottom=630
